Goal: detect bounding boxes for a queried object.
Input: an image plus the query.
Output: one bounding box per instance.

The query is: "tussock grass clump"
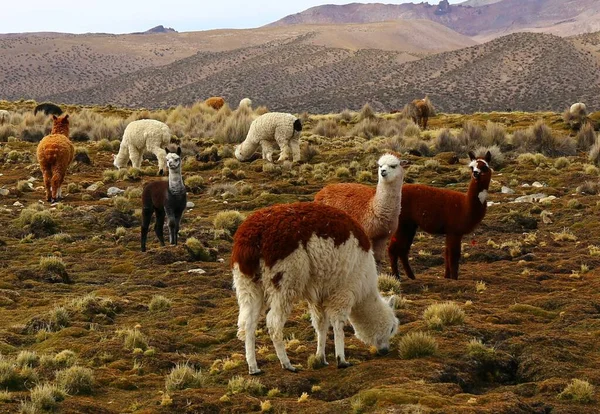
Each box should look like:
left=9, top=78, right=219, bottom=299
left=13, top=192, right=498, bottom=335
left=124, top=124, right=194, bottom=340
left=335, top=167, right=351, bottom=178
left=589, top=138, right=600, bottom=166
left=213, top=210, right=245, bottom=235
left=466, top=338, right=496, bottom=362
left=307, top=355, right=327, bottom=370
left=185, top=237, right=213, bottom=261
left=228, top=375, right=265, bottom=396
left=475, top=145, right=505, bottom=169
left=39, top=256, right=66, bottom=275
left=378, top=274, right=402, bottom=295
left=53, top=232, right=74, bottom=243
left=552, top=228, right=577, bottom=242
left=16, top=351, right=39, bottom=369
left=17, top=180, right=33, bottom=192
left=350, top=118, right=384, bottom=139
left=458, top=121, right=484, bottom=151
left=558, top=379, right=594, bottom=403
left=508, top=304, right=557, bottom=319
left=0, top=357, right=21, bottom=389
left=29, top=383, right=66, bottom=411
left=357, top=171, right=373, bottom=183
left=358, top=103, right=376, bottom=121
left=398, top=332, right=438, bottom=359
left=97, top=138, right=113, bottom=152
left=165, top=363, right=205, bottom=391
left=314, top=119, right=341, bottom=138
left=55, top=366, right=94, bottom=395
left=0, top=389, right=11, bottom=402
left=436, top=129, right=461, bottom=154
left=116, top=328, right=148, bottom=350
left=518, top=121, right=576, bottom=157
left=17, top=207, right=59, bottom=237
left=483, top=121, right=507, bottom=148
left=54, top=350, right=77, bottom=368
left=554, top=157, right=571, bottom=169
left=149, top=295, right=172, bottom=312
left=215, top=105, right=254, bottom=144
left=423, top=302, right=465, bottom=329
left=112, top=196, right=132, bottom=214
left=577, top=123, right=597, bottom=151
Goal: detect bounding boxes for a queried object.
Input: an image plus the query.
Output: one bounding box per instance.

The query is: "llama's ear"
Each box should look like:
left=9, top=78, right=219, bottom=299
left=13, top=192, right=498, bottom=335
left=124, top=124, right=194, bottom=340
left=399, top=159, right=410, bottom=167
left=176, top=146, right=182, bottom=156
left=386, top=295, right=398, bottom=309
left=485, top=151, right=492, bottom=163
left=468, top=151, right=476, bottom=161
left=164, top=147, right=170, bottom=154
left=52, top=115, right=57, bottom=121
left=64, top=114, right=69, bottom=120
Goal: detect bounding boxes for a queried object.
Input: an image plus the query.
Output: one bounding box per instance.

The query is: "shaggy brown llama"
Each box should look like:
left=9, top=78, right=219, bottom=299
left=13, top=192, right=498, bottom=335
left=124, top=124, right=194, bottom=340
left=205, top=96, right=225, bottom=110
left=36, top=114, right=74, bottom=202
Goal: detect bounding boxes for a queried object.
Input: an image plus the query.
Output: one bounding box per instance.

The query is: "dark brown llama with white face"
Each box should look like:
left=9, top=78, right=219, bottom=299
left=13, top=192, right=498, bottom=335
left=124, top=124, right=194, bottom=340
left=141, top=147, right=187, bottom=252
left=388, top=151, right=492, bottom=280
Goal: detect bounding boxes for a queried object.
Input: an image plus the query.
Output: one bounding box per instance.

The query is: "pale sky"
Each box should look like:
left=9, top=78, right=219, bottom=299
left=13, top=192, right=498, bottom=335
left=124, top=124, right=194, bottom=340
left=5, top=0, right=464, bottom=34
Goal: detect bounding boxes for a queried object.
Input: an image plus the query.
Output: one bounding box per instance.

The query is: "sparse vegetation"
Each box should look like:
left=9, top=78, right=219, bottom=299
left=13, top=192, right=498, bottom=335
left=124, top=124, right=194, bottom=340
left=165, top=363, right=205, bottom=391
left=398, top=332, right=438, bottom=359
left=213, top=210, right=245, bottom=235
left=558, top=379, right=594, bottom=403
left=423, top=302, right=465, bottom=329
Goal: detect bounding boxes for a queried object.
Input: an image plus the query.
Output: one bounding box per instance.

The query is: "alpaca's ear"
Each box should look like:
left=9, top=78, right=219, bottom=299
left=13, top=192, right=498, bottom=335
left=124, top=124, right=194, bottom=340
left=64, top=114, right=69, bottom=120
left=485, top=151, right=492, bottom=163
left=468, top=151, right=476, bottom=161
left=176, top=147, right=182, bottom=156
left=385, top=295, right=398, bottom=309
left=164, top=147, right=170, bottom=154
left=399, top=159, right=410, bottom=167
left=52, top=115, right=57, bottom=121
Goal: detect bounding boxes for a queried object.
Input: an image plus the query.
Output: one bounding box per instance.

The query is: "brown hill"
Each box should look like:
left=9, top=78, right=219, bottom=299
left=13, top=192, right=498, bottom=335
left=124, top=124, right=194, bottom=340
left=42, top=32, right=600, bottom=114
left=269, top=0, right=600, bottom=39
left=0, top=20, right=474, bottom=102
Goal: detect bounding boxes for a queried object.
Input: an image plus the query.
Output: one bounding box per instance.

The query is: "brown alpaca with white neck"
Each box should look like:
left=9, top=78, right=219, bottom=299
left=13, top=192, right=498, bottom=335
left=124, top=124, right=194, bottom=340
left=388, top=151, right=492, bottom=280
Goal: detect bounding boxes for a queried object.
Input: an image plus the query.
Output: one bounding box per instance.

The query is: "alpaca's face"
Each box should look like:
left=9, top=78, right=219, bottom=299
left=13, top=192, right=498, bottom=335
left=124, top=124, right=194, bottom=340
left=377, top=153, right=408, bottom=182
left=52, top=114, right=69, bottom=129
left=166, top=153, right=181, bottom=170
left=468, top=151, right=492, bottom=182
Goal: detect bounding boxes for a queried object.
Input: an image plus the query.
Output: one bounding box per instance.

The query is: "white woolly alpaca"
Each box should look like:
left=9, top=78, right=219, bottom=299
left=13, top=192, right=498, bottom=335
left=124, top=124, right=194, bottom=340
left=0, top=110, right=9, bottom=125
left=239, top=98, right=252, bottom=109
left=231, top=202, right=398, bottom=375
left=113, top=119, right=171, bottom=175
left=570, top=102, right=587, bottom=117
left=314, top=152, right=409, bottom=263
left=235, top=112, right=302, bottom=163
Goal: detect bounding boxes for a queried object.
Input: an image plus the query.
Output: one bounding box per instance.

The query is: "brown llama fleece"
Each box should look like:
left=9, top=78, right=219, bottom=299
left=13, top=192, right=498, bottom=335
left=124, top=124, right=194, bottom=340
left=411, top=98, right=430, bottom=129
left=36, top=114, right=74, bottom=202
left=205, top=96, right=225, bottom=110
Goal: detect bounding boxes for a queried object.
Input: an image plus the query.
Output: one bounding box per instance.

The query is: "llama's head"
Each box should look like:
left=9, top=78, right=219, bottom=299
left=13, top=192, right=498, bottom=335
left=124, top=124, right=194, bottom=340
left=378, top=153, right=409, bottom=184
left=468, top=151, right=492, bottom=184
left=165, top=147, right=182, bottom=172
left=51, top=114, right=70, bottom=136
left=234, top=144, right=244, bottom=161
left=350, top=294, right=399, bottom=355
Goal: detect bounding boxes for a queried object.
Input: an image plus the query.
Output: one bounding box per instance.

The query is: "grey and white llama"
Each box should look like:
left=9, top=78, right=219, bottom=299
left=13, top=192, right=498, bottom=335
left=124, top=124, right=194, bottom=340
left=141, top=147, right=187, bottom=252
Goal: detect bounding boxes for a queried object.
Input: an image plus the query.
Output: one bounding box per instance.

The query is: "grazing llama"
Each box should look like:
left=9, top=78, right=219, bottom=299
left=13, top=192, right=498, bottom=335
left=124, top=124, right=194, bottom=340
left=314, top=152, right=409, bottom=264
left=114, top=119, right=171, bottom=175
left=232, top=202, right=398, bottom=375
left=205, top=96, right=225, bottom=110
left=235, top=112, right=302, bottom=163
left=388, top=151, right=492, bottom=280
left=36, top=114, right=74, bottom=202
left=406, top=97, right=432, bottom=129
left=34, top=102, right=63, bottom=117
left=141, top=147, right=187, bottom=252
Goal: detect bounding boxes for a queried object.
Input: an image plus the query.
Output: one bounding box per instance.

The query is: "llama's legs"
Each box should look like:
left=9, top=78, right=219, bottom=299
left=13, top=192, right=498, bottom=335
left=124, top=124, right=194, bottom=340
left=167, top=216, right=176, bottom=245
left=266, top=297, right=295, bottom=372
left=50, top=168, right=64, bottom=201
left=129, top=146, right=143, bottom=169
left=308, top=304, right=329, bottom=365
left=41, top=166, right=52, bottom=202
left=331, top=318, right=350, bottom=368
left=234, top=273, right=264, bottom=375
left=388, top=222, right=417, bottom=279
left=445, top=234, right=462, bottom=280
left=275, top=130, right=291, bottom=162
left=261, top=140, right=276, bottom=163
left=423, top=116, right=428, bottom=130
left=140, top=207, right=153, bottom=252
left=154, top=208, right=166, bottom=246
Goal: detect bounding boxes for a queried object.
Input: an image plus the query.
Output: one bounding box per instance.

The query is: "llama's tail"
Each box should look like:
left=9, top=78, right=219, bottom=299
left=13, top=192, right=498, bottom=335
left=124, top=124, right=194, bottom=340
left=293, top=118, right=302, bottom=132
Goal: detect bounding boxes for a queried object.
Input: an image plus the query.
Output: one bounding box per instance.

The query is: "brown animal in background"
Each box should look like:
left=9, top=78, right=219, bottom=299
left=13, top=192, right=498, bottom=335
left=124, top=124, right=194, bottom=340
left=36, top=114, right=74, bottom=202
left=204, top=96, right=225, bottom=110
left=388, top=151, right=492, bottom=280
left=411, top=98, right=430, bottom=129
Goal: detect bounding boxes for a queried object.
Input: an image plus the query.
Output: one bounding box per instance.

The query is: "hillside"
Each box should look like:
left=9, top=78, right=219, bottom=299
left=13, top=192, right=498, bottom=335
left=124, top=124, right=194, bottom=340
left=0, top=21, right=474, bottom=103
left=269, top=0, right=600, bottom=39
left=41, top=32, right=600, bottom=114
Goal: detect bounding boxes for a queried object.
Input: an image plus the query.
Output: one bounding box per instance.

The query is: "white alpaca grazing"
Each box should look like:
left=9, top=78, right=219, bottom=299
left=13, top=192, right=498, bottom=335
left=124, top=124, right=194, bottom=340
left=113, top=119, right=171, bottom=175
left=0, top=110, right=9, bottom=125
left=570, top=102, right=587, bottom=118
left=239, top=98, right=252, bottom=109
left=231, top=202, right=398, bottom=375
left=314, top=152, right=409, bottom=263
left=235, top=112, right=302, bottom=163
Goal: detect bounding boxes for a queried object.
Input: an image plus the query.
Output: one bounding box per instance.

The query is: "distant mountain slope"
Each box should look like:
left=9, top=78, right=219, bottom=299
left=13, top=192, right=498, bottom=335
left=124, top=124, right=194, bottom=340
left=0, top=20, right=475, bottom=102
left=459, top=0, right=502, bottom=6
left=269, top=0, right=600, bottom=39
left=42, top=32, right=600, bottom=114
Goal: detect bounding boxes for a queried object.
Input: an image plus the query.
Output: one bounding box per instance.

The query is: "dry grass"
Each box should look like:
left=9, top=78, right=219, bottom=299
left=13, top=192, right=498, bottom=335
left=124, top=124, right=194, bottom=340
left=423, top=302, right=465, bottom=329
left=213, top=210, right=245, bottom=235
left=227, top=376, right=265, bottom=396
left=165, top=363, right=205, bottom=391
left=398, top=332, right=438, bottom=359
left=55, top=366, right=94, bottom=395
left=558, top=379, right=594, bottom=403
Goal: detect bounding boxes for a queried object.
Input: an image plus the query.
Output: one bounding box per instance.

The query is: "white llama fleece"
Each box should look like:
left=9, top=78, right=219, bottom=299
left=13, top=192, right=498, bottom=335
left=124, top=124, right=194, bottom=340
left=114, top=119, right=171, bottom=174
left=235, top=112, right=301, bottom=163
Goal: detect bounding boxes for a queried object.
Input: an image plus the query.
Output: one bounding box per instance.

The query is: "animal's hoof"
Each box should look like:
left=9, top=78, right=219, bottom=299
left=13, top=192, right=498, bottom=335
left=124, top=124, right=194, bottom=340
left=407, top=273, right=416, bottom=280
left=284, top=365, right=298, bottom=373
left=337, top=361, right=352, bottom=369
left=249, top=369, right=263, bottom=376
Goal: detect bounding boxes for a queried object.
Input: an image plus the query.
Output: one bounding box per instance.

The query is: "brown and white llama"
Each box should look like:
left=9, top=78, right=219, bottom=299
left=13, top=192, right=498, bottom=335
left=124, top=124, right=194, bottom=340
left=36, top=114, right=74, bottom=202
left=388, top=151, right=492, bottom=280
left=232, top=202, right=398, bottom=375
left=314, top=152, right=409, bottom=265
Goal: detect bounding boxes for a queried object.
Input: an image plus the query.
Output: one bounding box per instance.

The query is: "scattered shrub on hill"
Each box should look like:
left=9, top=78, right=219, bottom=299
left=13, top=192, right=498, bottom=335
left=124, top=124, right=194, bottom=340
left=398, top=332, right=438, bottom=359
left=577, top=122, right=597, bottom=152
left=436, top=129, right=462, bottom=154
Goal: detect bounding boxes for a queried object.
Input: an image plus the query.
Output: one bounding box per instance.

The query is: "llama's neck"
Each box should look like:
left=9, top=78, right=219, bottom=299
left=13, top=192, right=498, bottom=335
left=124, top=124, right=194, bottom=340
left=371, top=177, right=404, bottom=221
left=466, top=177, right=490, bottom=217
left=51, top=125, right=69, bottom=137
left=236, top=138, right=260, bottom=161
left=168, top=168, right=185, bottom=195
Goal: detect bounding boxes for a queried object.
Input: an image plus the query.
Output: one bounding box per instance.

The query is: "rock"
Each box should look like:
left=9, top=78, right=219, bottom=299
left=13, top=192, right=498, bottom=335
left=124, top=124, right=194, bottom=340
left=513, top=193, right=547, bottom=203
left=538, top=196, right=556, bottom=203
left=0, top=188, right=9, bottom=196
left=86, top=183, right=100, bottom=192
left=99, top=197, right=110, bottom=201
left=186, top=201, right=195, bottom=209
left=521, top=183, right=530, bottom=187
left=532, top=181, right=545, bottom=188
left=27, top=177, right=36, bottom=182
left=107, top=187, right=124, bottom=197
left=217, top=258, right=225, bottom=263
left=13, top=201, right=24, bottom=207
left=501, top=186, right=515, bottom=194
left=541, top=210, right=553, bottom=224
left=188, top=268, right=206, bottom=274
